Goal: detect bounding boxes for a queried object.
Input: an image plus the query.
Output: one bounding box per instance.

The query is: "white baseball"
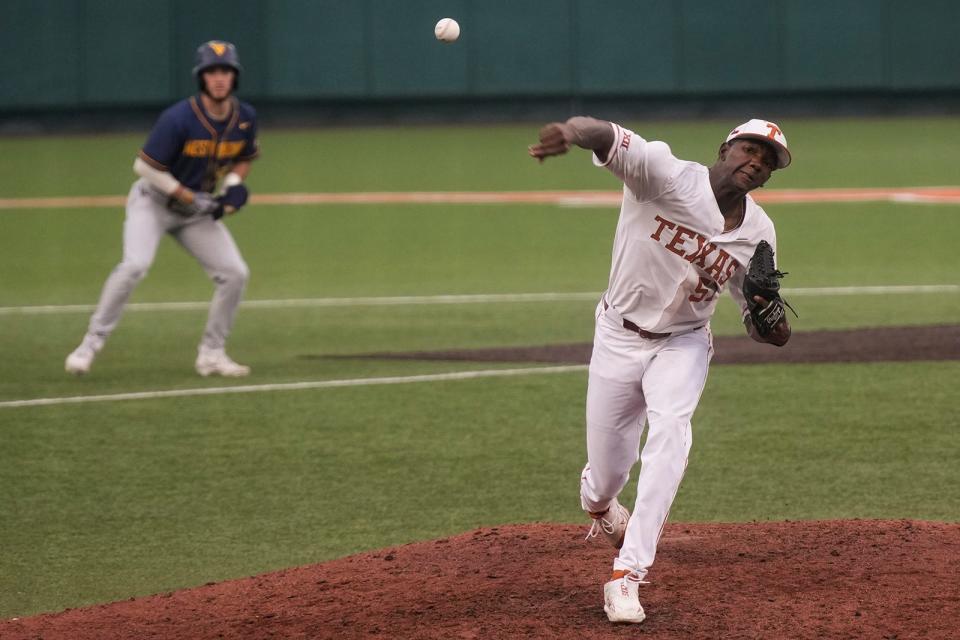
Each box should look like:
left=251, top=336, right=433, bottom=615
left=434, top=18, right=460, bottom=43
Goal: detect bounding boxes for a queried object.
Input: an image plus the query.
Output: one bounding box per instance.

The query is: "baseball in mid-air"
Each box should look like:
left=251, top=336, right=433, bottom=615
left=434, top=18, right=460, bottom=42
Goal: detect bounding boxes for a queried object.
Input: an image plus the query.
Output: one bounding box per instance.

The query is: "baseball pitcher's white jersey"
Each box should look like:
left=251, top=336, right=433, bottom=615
left=594, top=123, right=777, bottom=334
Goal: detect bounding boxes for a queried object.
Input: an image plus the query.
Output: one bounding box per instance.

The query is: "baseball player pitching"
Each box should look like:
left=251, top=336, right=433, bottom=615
left=65, top=40, right=259, bottom=377
left=529, top=117, right=793, bottom=623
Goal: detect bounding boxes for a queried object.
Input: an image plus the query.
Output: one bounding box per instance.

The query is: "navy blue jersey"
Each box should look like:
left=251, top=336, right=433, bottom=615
left=138, top=95, right=259, bottom=193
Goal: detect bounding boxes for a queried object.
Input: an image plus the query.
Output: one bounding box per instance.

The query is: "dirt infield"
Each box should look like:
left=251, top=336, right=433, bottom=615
left=330, top=324, right=960, bottom=366
left=3, top=520, right=958, bottom=640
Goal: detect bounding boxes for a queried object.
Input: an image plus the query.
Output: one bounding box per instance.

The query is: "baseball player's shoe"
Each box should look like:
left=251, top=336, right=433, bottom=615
left=195, top=346, right=250, bottom=377
left=603, top=570, right=647, bottom=623
left=65, top=333, right=104, bottom=375
left=585, top=497, right=630, bottom=548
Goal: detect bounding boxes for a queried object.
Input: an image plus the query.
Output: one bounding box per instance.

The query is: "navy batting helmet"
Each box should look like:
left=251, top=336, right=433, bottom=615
left=193, top=40, right=242, bottom=92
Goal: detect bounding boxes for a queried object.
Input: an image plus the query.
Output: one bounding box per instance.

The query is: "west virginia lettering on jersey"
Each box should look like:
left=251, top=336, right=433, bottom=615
left=650, top=214, right=740, bottom=292
left=181, top=140, right=247, bottom=158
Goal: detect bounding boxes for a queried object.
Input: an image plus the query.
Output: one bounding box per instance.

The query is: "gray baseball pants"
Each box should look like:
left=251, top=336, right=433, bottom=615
left=86, top=179, right=249, bottom=350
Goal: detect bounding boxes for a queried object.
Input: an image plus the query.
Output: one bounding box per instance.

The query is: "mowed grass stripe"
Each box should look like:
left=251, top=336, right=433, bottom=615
left=2, top=186, right=960, bottom=210
left=0, top=365, right=587, bottom=409
left=1, top=285, right=957, bottom=316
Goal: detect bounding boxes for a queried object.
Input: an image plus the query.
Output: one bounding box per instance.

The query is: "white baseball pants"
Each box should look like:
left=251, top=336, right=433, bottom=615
left=580, top=300, right=713, bottom=579
left=86, top=179, right=249, bottom=350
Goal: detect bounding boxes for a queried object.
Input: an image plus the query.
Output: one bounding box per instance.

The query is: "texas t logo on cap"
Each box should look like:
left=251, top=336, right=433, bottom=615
left=726, top=119, right=791, bottom=169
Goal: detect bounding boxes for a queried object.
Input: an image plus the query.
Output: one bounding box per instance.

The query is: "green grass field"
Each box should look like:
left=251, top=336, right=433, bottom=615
left=1, top=117, right=958, bottom=618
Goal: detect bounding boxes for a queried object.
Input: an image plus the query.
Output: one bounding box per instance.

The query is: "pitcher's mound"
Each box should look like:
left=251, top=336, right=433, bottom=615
left=4, top=520, right=958, bottom=639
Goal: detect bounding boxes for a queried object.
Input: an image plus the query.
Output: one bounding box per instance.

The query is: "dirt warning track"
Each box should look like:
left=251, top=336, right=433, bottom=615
left=2, top=186, right=960, bottom=209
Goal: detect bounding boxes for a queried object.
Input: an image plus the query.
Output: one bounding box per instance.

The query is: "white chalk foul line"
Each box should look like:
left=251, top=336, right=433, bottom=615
left=783, top=284, right=960, bottom=296
left=0, top=292, right=600, bottom=316
left=1, top=286, right=957, bottom=316
left=0, top=365, right=587, bottom=409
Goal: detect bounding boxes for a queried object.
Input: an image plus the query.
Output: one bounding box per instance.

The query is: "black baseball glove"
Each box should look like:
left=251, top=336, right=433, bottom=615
left=743, top=240, right=796, bottom=337
left=213, top=184, right=249, bottom=220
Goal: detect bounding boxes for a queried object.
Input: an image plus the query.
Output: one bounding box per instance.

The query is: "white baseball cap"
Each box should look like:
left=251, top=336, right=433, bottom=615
left=725, top=119, right=791, bottom=169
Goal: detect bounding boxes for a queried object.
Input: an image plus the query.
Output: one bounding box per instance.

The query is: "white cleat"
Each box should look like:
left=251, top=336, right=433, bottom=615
left=586, top=497, right=630, bottom=549
left=195, top=346, right=251, bottom=377
left=603, top=571, right=647, bottom=624
left=65, top=334, right=104, bottom=375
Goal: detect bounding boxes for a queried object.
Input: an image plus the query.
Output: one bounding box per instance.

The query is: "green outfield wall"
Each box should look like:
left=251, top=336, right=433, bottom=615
left=1, top=0, right=958, bottom=112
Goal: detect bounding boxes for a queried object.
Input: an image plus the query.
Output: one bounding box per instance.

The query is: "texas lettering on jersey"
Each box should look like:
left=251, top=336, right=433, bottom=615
left=649, top=214, right=740, bottom=302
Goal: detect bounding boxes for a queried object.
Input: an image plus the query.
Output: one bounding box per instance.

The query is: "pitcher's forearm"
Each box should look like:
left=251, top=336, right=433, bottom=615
left=565, top=117, right=615, bottom=157
left=529, top=116, right=616, bottom=162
